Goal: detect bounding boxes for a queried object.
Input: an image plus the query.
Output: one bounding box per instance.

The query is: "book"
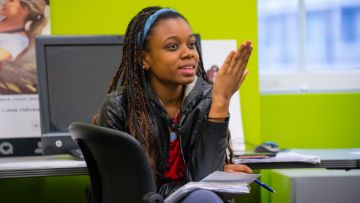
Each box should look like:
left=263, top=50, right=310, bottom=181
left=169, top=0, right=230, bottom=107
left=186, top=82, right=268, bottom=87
left=164, top=171, right=261, bottom=203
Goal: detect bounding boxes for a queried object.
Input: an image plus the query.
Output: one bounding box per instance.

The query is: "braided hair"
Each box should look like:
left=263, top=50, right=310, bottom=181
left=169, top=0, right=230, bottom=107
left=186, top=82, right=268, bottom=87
left=94, top=6, right=233, bottom=185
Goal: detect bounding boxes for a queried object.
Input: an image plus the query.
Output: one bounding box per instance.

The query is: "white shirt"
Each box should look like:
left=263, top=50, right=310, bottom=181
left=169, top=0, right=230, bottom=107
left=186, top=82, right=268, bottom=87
left=0, top=33, right=29, bottom=60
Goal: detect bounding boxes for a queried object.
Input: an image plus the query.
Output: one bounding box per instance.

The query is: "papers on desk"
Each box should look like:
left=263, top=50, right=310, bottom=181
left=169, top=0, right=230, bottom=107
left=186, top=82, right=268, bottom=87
left=350, top=150, right=360, bottom=155
left=233, top=151, right=321, bottom=164
left=164, top=171, right=260, bottom=203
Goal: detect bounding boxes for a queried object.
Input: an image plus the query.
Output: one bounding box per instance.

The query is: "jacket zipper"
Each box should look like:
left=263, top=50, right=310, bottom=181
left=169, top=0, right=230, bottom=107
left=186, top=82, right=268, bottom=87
left=178, top=115, right=186, bottom=166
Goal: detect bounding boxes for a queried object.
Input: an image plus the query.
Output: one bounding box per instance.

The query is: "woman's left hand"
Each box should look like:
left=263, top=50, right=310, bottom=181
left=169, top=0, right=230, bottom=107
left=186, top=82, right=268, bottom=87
left=224, top=164, right=253, bottom=174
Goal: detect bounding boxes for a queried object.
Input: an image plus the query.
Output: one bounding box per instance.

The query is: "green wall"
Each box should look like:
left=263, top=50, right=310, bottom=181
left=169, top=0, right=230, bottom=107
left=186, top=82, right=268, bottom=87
left=260, top=93, right=360, bottom=149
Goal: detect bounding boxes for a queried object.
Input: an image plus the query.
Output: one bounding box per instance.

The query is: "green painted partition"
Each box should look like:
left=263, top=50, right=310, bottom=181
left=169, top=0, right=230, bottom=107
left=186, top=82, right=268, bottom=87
left=0, top=175, right=90, bottom=202
left=260, top=93, right=360, bottom=149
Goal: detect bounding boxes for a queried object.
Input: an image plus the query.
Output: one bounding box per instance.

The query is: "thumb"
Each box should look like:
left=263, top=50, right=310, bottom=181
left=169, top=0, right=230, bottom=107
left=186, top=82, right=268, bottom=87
left=240, top=70, right=249, bottom=85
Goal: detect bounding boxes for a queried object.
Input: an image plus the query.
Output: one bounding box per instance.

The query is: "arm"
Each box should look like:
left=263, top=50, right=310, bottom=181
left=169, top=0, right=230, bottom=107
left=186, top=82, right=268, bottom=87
left=186, top=114, right=230, bottom=181
left=186, top=41, right=253, bottom=181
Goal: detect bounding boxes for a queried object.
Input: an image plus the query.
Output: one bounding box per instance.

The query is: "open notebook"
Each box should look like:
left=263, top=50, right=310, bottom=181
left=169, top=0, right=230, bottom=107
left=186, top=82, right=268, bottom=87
left=164, top=171, right=260, bottom=203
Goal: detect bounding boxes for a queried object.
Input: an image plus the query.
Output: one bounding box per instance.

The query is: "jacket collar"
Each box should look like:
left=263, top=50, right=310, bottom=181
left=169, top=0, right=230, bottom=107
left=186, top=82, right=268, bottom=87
left=145, top=75, right=204, bottom=113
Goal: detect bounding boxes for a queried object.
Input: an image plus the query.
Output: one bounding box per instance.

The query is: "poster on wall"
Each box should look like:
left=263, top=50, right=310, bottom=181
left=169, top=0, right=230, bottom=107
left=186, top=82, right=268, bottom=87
left=201, top=40, right=245, bottom=152
left=0, top=0, right=50, bottom=156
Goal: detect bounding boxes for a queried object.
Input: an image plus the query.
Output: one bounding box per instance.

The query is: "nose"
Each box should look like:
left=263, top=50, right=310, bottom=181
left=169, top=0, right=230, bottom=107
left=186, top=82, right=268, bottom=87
left=181, top=47, right=194, bottom=59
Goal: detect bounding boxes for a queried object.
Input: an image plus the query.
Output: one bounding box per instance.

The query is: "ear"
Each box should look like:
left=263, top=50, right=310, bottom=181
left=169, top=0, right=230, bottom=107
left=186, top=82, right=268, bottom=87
left=135, top=51, right=151, bottom=70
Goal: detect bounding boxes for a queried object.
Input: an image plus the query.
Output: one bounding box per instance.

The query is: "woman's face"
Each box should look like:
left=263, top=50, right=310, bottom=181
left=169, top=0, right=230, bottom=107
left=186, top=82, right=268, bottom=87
left=0, top=0, right=27, bottom=18
left=143, top=17, right=199, bottom=86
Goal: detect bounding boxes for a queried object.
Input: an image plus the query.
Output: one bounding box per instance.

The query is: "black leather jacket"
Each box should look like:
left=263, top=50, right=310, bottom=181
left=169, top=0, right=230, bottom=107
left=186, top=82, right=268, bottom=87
left=97, top=76, right=229, bottom=199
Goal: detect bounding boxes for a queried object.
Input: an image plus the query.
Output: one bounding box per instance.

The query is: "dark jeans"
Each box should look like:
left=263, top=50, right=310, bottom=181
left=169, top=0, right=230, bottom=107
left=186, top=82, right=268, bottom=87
left=180, top=189, right=223, bottom=203
left=85, top=185, right=234, bottom=203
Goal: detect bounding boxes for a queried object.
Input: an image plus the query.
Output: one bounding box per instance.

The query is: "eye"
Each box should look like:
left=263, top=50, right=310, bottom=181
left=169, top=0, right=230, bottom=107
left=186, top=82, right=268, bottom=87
left=188, top=41, right=196, bottom=49
left=167, top=43, right=179, bottom=50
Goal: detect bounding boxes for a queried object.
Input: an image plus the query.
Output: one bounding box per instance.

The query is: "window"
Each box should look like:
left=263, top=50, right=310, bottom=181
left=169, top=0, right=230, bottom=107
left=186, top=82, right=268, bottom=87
left=258, top=0, right=360, bottom=93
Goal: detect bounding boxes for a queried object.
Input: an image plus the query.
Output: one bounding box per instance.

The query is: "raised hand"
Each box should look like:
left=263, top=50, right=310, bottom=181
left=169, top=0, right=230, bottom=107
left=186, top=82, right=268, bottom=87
left=208, top=40, right=253, bottom=121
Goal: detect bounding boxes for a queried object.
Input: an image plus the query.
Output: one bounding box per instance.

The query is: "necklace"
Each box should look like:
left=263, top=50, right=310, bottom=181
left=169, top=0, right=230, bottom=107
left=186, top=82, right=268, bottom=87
left=158, top=99, right=182, bottom=118
left=159, top=99, right=182, bottom=142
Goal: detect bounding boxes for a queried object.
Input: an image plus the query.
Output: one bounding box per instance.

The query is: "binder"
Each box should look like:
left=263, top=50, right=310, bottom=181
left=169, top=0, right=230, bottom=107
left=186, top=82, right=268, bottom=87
left=164, top=171, right=260, bottom=203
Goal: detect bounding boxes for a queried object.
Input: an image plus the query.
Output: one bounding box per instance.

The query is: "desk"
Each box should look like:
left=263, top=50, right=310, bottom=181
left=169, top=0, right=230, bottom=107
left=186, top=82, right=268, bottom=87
left=0, top=149, right=359, bottom=179
left=244, top=149, right=360, bottom=170
left=0, top=155, right=87, bottom=178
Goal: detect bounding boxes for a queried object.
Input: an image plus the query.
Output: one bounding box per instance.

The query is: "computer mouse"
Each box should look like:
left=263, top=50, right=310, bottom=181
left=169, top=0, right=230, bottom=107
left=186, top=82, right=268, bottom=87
left=255, top=141, right=279, bottom=153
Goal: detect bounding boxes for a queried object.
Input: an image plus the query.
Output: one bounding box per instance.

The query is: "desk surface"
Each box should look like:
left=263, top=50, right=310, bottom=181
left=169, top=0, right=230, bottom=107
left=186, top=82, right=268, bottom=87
left=0, top=149, right=359, bottom=179
left=0, top=155, right=87, bottom=178
left=245, top=148, right=360, bottom=170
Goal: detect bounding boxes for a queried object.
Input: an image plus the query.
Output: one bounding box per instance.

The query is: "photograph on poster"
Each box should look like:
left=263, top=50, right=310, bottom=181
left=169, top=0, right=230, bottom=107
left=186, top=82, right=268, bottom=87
left=201, top=40, right=245, bottom=152
left=0, top=0, right=50, bottom=95
left=206, top=65, right=219, bottom=83
left=0, top=0, right=49, bottom=143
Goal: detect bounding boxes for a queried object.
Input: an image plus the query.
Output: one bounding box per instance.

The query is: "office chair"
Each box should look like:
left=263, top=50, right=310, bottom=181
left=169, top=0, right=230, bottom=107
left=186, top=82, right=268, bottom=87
left=69, top=122, right=164, bottom=203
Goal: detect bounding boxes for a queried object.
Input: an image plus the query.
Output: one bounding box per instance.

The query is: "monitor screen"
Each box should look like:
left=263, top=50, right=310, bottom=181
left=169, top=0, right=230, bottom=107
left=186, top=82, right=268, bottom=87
left=45, top=45, right=122, bottom=132
left=35, top=35, right=124, bottom=155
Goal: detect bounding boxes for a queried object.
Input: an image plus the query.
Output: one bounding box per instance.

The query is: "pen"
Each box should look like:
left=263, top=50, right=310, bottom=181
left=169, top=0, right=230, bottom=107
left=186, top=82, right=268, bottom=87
left=254, top=179, right=276, bottom=193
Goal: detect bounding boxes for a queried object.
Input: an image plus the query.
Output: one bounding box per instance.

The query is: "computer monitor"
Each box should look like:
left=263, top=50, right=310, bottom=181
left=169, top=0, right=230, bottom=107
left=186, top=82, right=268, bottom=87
left=36, top=34, right=202, bottom=156
left=35, top=35, right=124, bottom=155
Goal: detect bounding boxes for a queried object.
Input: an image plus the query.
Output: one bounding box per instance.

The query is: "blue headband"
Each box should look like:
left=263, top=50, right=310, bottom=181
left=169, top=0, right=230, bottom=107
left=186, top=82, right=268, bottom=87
left=136, top=8, right=178, bottom=50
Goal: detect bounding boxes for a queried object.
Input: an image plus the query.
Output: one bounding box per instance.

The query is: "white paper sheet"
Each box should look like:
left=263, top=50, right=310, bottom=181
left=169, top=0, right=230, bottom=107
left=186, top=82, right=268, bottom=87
left=233, top=151, right=321, bottom=164
left=201, top=171, right=261, bottom=184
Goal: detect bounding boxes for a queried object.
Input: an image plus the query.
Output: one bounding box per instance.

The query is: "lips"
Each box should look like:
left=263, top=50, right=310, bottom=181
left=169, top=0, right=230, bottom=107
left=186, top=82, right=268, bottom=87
left=178, top=65, right=195, bottom=75
left=178, top=66, right=194, bottom=70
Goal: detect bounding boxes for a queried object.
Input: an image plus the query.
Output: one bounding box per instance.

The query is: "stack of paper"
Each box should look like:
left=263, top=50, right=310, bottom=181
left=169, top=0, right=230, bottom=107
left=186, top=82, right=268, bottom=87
left=233, top=151, right=320, bottom=164
left=164, top=171, right=260, bottom=203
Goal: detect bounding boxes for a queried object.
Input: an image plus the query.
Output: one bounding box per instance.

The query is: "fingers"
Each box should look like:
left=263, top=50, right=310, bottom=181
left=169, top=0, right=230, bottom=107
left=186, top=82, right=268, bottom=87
left=229, top=171, right=247, bottom=174
left=232, top=164, right=253, bottom=174
left=237, top=45, right=253, bottom=75
left=221, top=51, right=235, bottom=74
left=228, top=41, right=252, bottom=74
left=228, top=44, right=245, bottom=73
left=224, top=164, right=254, bottom=174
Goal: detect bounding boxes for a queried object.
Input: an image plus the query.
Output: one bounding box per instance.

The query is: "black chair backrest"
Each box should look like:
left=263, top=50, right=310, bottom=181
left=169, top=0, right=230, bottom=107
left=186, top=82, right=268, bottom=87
left=69, top=122, right=156, bottom=203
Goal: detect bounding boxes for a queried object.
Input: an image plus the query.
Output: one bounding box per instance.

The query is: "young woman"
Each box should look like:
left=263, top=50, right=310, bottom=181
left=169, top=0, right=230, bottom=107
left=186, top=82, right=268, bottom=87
left=0, top=0, right=47, bottom=71
left=95, top=6, right=253, bottom=202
